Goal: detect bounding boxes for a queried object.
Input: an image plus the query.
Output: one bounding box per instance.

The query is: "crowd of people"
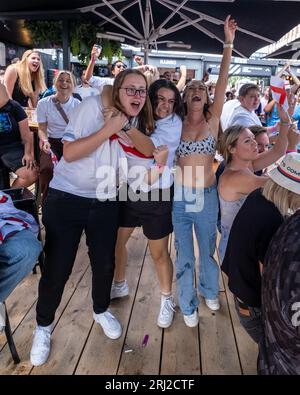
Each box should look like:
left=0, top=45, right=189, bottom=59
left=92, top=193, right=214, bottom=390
left=0, top=15, right=300, bottom=374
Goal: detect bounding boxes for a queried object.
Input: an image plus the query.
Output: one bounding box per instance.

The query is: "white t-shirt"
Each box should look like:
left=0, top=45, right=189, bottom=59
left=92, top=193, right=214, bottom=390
left=74, top=85, right=100, bottom=100
left=260, top=97, right=268, bottom=113
left=50, top=95, right=126, bottom=199
left=227, top=105, right=262, bottom=128
left=126, top=113, right=182, bottom=192
left=220, top=99, right=240, bottom=131
left=36, top=95, right=81, bottom=138
left=87, top=76, right=114, bottom=94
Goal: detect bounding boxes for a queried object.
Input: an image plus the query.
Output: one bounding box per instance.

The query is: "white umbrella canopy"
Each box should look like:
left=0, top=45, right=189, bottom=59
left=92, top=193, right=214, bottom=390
left=1, top=0, right=300, bottom=59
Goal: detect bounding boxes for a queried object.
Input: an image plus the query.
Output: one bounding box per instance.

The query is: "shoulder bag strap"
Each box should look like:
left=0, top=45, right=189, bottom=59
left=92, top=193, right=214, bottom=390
left=52, top=96, right=69, bottom=124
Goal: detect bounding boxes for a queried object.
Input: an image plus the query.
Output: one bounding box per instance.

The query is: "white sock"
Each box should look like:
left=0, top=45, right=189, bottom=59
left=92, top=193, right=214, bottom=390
left=161, top=293, right=172, bottom=303
left=113, top=280, right=126, bottom=287
left=37, top=324, right=52, bottom=333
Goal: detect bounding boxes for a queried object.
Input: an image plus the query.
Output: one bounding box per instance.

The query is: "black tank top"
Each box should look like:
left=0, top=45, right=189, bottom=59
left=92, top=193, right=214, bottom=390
left=12, top=76, right=35, bottom=107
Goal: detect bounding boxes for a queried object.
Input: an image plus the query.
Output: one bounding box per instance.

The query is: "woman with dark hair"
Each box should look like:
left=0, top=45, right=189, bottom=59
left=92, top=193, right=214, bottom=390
left=172, top=16, right=237, bottom=327
left=111, top=78, right=184, bottom=329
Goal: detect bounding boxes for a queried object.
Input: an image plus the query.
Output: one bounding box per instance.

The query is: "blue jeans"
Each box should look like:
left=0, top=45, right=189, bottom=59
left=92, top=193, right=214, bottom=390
left=0, top=229, right=42, bottom=302
left=234, top=297, right=263, bottom=344
left=172, top=183, right=219, bottom=315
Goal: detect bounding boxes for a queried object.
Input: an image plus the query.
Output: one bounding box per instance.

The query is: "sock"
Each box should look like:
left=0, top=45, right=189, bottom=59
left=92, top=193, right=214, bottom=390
left=113, top=279, right=126, bottom=288
left=161, top=293, right=172, bottom=302
left=37, top=323, right=52, bottom=333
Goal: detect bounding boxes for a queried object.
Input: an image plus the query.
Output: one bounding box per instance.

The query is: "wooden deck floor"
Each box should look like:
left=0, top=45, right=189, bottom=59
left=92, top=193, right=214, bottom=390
left=0, top=228, right=258, bottom=375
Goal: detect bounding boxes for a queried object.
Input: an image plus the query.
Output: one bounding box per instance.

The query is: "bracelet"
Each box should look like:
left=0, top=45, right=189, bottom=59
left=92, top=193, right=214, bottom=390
left=223, top=43, right=234, bottom=49
left=286, top=150, right=297, bottom=154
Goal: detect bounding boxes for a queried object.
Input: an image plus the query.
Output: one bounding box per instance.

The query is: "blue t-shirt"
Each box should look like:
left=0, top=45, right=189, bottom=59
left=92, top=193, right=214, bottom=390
left=0, top=100, right=27, bottom=146
left=266, top=103, right=280, bottom=127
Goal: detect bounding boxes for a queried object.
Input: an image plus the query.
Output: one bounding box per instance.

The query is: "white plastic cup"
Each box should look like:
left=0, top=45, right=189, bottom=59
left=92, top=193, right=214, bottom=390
left=94, top=44, right=102, bottom=58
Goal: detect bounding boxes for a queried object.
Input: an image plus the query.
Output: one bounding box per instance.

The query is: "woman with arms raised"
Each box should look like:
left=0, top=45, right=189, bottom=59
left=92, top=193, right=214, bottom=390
left=172, top=16, right=237, bottom=327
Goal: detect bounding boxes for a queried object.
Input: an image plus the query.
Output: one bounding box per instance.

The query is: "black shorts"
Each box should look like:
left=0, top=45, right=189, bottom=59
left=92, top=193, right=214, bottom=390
left=0, top=142, right=24, bottom=173
left=119, top=186, right=173, bottom=240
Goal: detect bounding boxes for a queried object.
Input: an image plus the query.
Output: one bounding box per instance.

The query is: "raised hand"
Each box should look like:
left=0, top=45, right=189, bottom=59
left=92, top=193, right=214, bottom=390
left=224, top=15, right=237, bottom=44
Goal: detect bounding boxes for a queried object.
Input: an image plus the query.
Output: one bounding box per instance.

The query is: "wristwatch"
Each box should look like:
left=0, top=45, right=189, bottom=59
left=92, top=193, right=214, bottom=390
left=122, top=121, right=131, bottom=132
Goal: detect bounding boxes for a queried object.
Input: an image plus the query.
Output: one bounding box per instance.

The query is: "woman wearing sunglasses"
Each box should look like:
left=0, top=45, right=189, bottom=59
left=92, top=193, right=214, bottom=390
left=84, top=45, right=127, bottom=95
left=29, top=68, right=153, bottom=367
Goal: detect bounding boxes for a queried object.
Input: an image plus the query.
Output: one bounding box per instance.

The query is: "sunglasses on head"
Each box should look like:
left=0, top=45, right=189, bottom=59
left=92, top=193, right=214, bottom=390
left=115, top=64, right=126, bottom=69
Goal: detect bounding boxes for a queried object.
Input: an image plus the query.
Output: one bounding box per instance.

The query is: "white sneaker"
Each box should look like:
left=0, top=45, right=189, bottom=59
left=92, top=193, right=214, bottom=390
left=30, top=325, right=52, bottom=366
left=93, top=310, right=122, bottom=339
left=157, top=296, right=176, bottom=328
left=110, top=280, right=129, bottom=300
left=183, top=310, right=199, bottom=327
left=205, top=298, right=220, bottom=311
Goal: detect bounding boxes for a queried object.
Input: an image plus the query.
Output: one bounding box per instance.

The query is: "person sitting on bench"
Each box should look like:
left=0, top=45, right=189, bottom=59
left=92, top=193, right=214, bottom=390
left=0, top=190, right=42, bottom=330
left=0, top=83, right=37, bottom=188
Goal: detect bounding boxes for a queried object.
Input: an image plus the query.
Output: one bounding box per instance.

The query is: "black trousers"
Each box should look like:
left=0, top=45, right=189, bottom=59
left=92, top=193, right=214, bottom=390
left=36, top=188, right=119, bottom=326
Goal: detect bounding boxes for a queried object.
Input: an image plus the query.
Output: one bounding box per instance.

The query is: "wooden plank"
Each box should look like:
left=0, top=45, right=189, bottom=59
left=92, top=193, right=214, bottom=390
left=117, top=249, right=162, bottom=375
left=221, top=272, right=258, bottom=375
left=199, top=292, right=242, bottom=375
left=160, top=239, right=201, bottom=375
left=0, top=237, right=89, bottom=375
left=0, top=273, right=39, bottom=350
left=75, top=228, right=148, bottom=375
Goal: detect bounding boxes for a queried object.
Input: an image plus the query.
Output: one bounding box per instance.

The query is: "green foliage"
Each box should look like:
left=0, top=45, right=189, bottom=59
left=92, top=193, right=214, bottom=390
left=24, top=20, right=62, bottom=48
left=24, top=20, right=122, bottom=65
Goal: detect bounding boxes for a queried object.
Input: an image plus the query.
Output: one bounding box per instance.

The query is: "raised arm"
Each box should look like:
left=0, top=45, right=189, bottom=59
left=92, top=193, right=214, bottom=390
left=286, top=65, right=300, bottom=94
left=210, top=15, right=237, bottom=119
left=253, top=104, right=289, bottom=172
left=176, top=65, right=187, bottom=93
left=85, top=45, right=100, bottom=83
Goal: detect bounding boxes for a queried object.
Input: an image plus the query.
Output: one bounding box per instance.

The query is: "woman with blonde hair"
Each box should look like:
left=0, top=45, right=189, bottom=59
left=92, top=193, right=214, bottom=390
left=4, top=49, right=46, bottom=108
left=221, top=152, right=300, bottom=344
left=36, top=70, right=81, bottom=204
left=217, top=103, right=290, bottom=262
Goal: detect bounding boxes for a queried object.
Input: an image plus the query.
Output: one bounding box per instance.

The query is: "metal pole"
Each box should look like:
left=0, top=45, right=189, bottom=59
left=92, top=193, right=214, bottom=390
left=144, top=0, right=150, bottom=64
left=62, top=19, right=70, bottom=70
left=144, top=43, right=149, bottom=65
